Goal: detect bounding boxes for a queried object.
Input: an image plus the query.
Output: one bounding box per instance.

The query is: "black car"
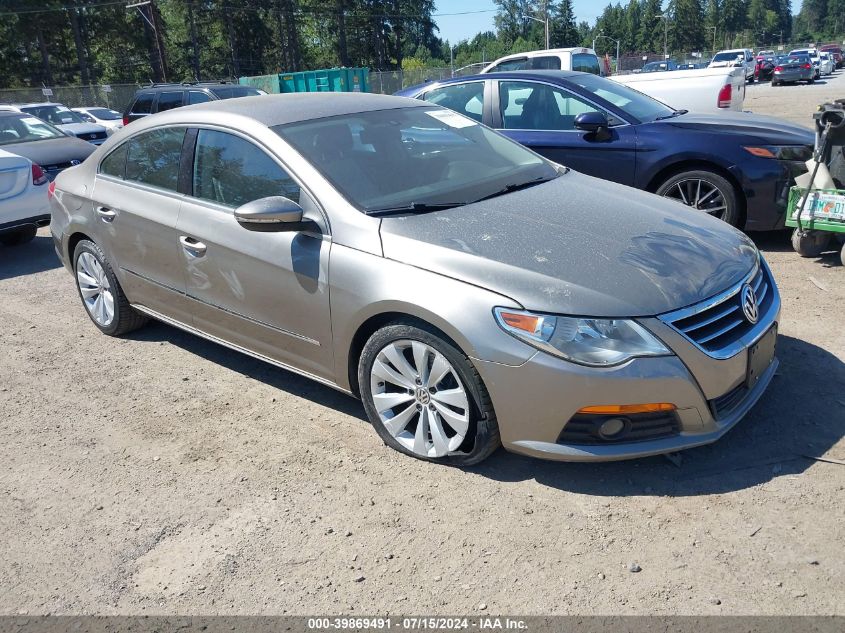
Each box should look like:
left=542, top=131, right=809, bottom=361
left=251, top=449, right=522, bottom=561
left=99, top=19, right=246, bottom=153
left=0, top=111, right=95, bottom=180
left=396, top=70, right=814, bottom=231
left=122, top=82, right=266, bottom=125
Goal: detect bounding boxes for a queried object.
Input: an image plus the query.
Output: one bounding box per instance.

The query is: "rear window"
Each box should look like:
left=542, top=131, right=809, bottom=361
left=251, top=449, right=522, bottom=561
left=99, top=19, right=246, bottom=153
left=712, top=51, right=744, bottom=62
left=531, top=56, right=561, bottom=70
left=489, top=58, right=530, bottom=72
left=131, top=93, right=154, bottom=115
left=572, top=53, right=600, bottom=75
left=209, top=86, right=262, bottom=99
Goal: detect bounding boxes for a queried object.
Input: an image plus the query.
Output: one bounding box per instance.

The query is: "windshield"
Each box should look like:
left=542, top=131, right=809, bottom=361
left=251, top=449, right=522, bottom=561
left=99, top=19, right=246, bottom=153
left=712, top=51, right=743, bottom=62
left=210, top=86, right=263, bottom=99
left=87, top=107, right=121, bottom=120
left=567, top=73, right=675, bottom=122
left=274, top=106, right=559, bottom=213
left=0, top=114, right=66, bottom=145
left=20, top=105, right=86, bottom=125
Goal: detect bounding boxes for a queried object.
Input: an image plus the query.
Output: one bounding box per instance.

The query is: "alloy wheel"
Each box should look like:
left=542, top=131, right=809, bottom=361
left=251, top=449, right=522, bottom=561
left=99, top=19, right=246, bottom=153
left=76, top=252, right=115, bottom=326
left=369, top=339, right=470, bottom=458
left=661, top=178, right=728, bottom=221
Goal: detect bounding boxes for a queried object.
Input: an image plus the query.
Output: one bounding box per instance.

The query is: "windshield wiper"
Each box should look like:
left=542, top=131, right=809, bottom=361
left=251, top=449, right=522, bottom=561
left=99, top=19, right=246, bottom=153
left=365, top=202, right=467, bottom=217
left=472, top=176, right=553, bottom=204
left=654, top=109, right=689, bottom=121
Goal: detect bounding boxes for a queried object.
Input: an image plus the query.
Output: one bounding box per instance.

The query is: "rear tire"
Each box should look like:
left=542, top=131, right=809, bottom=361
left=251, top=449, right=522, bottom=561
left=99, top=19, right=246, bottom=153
left=358, top=321, right=500, bottom=466
left=73, top=239, right=149, bottom=336
left=791, top=228, right=831, bottom=258
left=656, top=169, right=741, bottom=227
left=0, top=225, right=37, bottom=247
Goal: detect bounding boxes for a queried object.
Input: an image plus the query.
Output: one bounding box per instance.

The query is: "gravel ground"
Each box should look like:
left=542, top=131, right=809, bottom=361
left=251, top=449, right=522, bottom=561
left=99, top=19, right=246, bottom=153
left=1, top=74, right=844, bottom=618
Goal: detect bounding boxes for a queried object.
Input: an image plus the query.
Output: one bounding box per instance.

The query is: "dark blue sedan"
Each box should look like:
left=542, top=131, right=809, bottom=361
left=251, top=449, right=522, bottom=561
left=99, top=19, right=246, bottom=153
left=395, top=70, right=814, bottom=230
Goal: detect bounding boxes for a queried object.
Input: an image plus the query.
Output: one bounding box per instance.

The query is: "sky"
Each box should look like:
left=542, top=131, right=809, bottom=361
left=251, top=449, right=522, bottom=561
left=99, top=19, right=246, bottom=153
left=433, top=0, right=604, bottom=44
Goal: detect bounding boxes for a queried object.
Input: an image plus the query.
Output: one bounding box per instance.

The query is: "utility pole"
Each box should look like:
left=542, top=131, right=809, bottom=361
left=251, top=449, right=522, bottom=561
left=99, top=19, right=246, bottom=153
left=657, top=14, right=669, bottom=60
left=127, top=0, right=166, bottom=83
left=709, top=26, right=717, bottom=53
left=526, top=1, right=550, bottom=50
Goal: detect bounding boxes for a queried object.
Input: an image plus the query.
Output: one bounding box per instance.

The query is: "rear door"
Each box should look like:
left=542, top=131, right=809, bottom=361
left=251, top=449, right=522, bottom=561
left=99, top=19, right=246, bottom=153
left=492, top=78, right=638, bottom=185
left=90, top=126, right=191, bottom=322
left=126, top=92, right=154, bottom=122
left=175, top=127, right=335, bottom=379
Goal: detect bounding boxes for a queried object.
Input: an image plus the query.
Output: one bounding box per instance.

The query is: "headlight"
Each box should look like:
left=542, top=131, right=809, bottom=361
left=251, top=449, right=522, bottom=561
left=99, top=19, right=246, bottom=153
left=743, top=145, right=814, bottom=161
left=493, top=308, right=670, bottom=367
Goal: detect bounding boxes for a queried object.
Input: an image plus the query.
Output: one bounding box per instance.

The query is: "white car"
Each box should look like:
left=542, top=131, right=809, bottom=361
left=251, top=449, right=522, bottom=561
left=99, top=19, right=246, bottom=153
left=789, top=48, right=822, bottom=78
left=0, top=103, right=109, bottom=145
left=71, top=107, right=124, bottom=134
left=0, top=148, right=50, bottom=246
left=709, top=48, right=755, bottom=82
left=481, top=48, right=602, bottom=75
left=819, top=52, right=835, bottom=75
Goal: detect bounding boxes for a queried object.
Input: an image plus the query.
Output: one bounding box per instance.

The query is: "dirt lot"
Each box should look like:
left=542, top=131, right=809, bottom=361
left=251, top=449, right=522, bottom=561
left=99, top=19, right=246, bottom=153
left=1, top=74, right=844, bottom=618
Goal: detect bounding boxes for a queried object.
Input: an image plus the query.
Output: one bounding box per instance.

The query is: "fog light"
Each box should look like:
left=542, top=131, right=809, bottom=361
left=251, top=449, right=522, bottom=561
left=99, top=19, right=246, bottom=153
left=598, top=417, right=628, bottom=439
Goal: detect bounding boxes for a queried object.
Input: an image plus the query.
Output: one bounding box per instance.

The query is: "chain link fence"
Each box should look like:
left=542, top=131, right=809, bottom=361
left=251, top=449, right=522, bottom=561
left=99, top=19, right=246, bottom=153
left=0, top=84, right=142, bottom=111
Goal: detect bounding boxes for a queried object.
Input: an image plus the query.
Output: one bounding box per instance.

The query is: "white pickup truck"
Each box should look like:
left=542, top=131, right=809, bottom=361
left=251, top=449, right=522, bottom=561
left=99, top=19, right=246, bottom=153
left=610, top=66, right=746, bottom=113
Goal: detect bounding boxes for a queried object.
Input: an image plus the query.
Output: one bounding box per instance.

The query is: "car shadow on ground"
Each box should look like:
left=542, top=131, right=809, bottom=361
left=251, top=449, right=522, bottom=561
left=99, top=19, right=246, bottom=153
left=127, top=320, right=365, bottom=420
left=471, top=334, right=845, bottom=497
left=0, top=234, right=62, bottom=280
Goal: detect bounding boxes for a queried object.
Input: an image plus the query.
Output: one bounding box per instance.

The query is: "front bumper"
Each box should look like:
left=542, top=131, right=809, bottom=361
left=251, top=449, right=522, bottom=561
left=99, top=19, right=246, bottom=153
left=475, top=262, right=781, bottom=462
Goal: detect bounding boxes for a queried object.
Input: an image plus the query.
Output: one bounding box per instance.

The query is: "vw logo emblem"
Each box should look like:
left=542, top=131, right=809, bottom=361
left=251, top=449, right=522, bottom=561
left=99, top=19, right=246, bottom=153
left=741, top=283, right=759, bottom=324
left=415, top=387, right=431, bottom=406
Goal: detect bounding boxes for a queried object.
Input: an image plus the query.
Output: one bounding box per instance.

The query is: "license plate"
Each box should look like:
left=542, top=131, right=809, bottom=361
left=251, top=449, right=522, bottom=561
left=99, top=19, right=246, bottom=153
left=746, top=325, right=777, bottom=389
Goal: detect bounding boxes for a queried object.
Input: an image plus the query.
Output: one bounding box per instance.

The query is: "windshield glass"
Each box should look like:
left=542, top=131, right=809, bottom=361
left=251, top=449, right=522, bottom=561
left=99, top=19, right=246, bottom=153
left=0, top=114, right=65, bottom=145
left=20, top=105, right=86, bottom=125
left=274, top=106, right=559, bottom=213
left=87, top=107, right=121, bottom=120
left=567, top=73, right=675, bottom=122
left=712, top=51, right=743, bottom=62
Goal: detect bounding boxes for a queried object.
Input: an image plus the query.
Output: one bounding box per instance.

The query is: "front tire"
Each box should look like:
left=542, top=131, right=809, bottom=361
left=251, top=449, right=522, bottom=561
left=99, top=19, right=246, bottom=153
left=358, top=322, right=500, bottom=466
left=791, top=228, right=831, bottom=258
left=656, top=169, right=741, bottom=226
left=0, top=225, right=37, bottom=247
left=73, top=239, right=148, bottom=336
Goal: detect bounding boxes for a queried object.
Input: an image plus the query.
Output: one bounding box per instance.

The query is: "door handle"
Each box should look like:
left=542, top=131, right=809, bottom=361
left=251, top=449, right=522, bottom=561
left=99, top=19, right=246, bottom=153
left=179, top=235, right=207, bottom=257
left=95, top=206, right=116, bottom=222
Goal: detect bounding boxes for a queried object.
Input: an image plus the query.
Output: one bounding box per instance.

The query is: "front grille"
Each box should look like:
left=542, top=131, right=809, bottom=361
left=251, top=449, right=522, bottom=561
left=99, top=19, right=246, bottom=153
left=557, top=412, right=680, bottom=446
left=79, top=131, right=107, bottom=142
left=660, top=264, right=774, bottom=358
left=710, top=384, right=749, bottom=420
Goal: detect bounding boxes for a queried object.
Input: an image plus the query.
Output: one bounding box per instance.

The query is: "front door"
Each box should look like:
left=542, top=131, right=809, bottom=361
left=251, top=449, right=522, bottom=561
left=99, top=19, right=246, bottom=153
left=175, top=128, right=334, bottom=380
left=492, top=79, right=638, bottom=186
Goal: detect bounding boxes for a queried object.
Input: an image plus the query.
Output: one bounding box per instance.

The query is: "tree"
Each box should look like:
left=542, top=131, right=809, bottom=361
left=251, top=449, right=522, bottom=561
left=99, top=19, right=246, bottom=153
left=639, top=0, right=665, bottom=52
left=672, top=0, right=705, bottom=53
left=550, top=0, right=578, bottom=47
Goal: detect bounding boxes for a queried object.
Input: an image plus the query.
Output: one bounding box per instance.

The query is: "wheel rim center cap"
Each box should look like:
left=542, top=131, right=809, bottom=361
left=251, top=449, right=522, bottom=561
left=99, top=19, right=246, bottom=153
left=415, top=387, right=430, bottom=405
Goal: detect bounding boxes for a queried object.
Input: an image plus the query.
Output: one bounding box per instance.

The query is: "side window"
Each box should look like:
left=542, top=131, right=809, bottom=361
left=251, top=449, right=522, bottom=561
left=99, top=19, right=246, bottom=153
left=156, top=91, right=184, bottom=113
left=422, top=82, right=485, bottom=122
left=489, top=57, right=529, bottom=72
left=125, top=127, right=186, bottom=191
left=531, top=56, right=562, bottom=70
left=99, top=142, right=128, bottom=179
left=192, top=129, right=300, bottom=208
left=572, top=53, right=601, bottom=75
left=499, top=81, right=599, bottom=131
left=131, top=93, right=154, bottom=115
left=188, top=91, right=212, bottom=105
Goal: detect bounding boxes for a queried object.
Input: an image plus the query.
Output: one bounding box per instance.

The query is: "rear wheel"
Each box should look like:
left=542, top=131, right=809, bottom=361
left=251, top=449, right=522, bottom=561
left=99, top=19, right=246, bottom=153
left=73, top=239, right=148, bottom=336
left=358, top=322, right=500, bottom=466
left=0, top=225, right=37, bottom=247
left=791, top=228, right=831, bottom=258
left=656, top=169, right=741, bottom=226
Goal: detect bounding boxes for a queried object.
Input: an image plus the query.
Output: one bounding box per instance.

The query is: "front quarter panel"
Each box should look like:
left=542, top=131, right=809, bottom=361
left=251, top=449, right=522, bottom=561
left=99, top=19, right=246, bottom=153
left=329, top=243, right=537, bottom=392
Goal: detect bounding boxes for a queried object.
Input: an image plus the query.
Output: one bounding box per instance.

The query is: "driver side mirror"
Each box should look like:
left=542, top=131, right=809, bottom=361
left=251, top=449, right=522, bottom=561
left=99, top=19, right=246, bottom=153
left=234, top=196, right=314, bottom=233
left=574, top=112, right=611, bottom=140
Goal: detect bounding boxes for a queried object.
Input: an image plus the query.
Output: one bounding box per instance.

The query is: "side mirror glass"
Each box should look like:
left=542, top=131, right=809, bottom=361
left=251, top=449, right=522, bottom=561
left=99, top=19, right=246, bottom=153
left=234, top=196, right=311, bottom=232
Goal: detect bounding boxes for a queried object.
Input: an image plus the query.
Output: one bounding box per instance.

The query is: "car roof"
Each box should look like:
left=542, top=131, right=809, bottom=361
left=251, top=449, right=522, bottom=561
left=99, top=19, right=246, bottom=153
left=426, top=70, right=584, bottom=84
left=141, top=92, right=429, bottom=128
left=135, top=82, right=240, bottom=93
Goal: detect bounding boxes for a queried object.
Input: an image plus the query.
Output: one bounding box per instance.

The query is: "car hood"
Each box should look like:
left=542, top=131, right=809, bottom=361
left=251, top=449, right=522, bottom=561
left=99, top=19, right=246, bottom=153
left=660, top=111, right=814, bottom=144
left=55, top=122, right=105, bottom=135
left=1, top=137, right=96, bottom=168
left=379, top=172, right=759, bottom=317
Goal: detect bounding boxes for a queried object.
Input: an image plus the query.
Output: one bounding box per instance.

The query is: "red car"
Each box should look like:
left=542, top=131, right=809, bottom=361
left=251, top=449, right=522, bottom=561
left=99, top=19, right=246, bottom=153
left=820, top=44, right=843, bottom=68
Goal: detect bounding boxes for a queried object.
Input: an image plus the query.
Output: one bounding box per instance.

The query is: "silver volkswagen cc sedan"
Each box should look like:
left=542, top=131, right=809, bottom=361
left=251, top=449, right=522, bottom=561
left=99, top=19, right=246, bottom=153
left=50, top=93, right=780, bottom=465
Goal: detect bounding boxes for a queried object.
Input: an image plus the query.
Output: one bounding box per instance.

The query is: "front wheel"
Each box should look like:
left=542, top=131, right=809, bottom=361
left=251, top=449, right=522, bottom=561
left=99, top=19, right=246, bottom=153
left=791, top=228, right=831, bottom=257
left=73, top=239, right=148, bottom=336
left=0, top=225, right=37, bottom=247
left=358, top=322, right=500, bottom=466
left=656, top=170, right=741, bottom=226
